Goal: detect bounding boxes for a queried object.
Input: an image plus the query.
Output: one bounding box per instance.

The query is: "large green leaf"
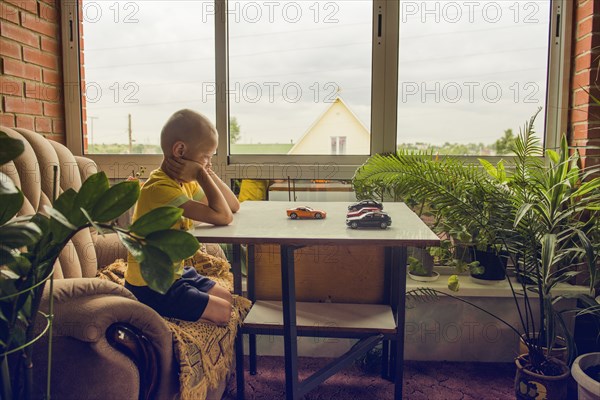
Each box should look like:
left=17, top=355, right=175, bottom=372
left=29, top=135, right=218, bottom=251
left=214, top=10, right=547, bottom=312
left=0, top=172, right=23, bottom=226
left=0, top=222, right=42, bottom=249
left=139, top=246, right=176, bottom=294
left=6, top=255, right=31, bottom=277
left=478, top=159, right=497, bottom=180
left=117, top=231, right=143, bottom=260
left=53, top=189, right=85, bottom=227
left=75, top=172, right=110, bottom=213
left=0, top=133, right=24, bottom=165
left=129, top=207, right=183, bottom=237
left=145, top=230, right=199, bottom=262
left=0, top=246, right=16, bottom=267
left=91, top=181, right=140, bottom=222
left=44, top=206, right=77, bottom=231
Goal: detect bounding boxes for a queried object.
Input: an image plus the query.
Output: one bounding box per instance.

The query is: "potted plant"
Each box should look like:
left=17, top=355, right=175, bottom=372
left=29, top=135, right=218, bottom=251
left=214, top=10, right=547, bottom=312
left=353, top=125, right=514, bottom=285
left=0, top=132, right=199, bottom=399
left=407, top=247, right=438, bottom=282
left=353, top=110, right=600, bottom=399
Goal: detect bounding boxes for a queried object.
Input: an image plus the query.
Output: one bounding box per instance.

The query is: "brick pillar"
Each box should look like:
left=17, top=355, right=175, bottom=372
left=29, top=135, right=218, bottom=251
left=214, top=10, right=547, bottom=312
left=570, top=0, right=600, bottom=166
left=0, top=0, right=65, bottom=143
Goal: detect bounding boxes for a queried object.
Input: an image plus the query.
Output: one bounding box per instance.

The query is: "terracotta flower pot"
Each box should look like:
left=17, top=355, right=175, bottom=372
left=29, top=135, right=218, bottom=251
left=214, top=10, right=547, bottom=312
left=514, top=354, right=570, bottom=400
left=519, top=334, right=568, bottom=363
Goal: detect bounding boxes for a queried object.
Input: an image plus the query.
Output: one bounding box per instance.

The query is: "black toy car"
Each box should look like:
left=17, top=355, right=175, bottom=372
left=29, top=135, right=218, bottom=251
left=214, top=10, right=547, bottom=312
left=346, top=211, right=392, bottom=229
left=347, top=200, right=383, bottom=212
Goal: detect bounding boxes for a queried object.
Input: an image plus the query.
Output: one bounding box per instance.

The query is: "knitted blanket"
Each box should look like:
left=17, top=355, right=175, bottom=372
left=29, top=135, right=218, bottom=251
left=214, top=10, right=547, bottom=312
left=98, top=251, right=251, bottom=400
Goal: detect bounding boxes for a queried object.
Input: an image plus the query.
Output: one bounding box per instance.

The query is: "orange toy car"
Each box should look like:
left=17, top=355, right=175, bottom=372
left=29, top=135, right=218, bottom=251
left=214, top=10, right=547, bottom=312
left=286, top=206, right=326, bottom=220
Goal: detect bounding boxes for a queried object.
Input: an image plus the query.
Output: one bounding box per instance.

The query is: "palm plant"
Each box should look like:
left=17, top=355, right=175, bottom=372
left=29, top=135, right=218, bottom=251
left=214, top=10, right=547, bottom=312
left=353, top=109, right=600, bottom=376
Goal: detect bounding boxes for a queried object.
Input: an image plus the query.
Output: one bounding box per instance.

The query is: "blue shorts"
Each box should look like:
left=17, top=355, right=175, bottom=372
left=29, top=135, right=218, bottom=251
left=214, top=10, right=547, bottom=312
left=125, top=266, right=216, bottom=322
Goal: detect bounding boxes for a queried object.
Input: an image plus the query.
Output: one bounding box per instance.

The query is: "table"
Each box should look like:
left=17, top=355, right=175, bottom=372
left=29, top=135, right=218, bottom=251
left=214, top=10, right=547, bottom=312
left=192, top=201, right=440, bottom=399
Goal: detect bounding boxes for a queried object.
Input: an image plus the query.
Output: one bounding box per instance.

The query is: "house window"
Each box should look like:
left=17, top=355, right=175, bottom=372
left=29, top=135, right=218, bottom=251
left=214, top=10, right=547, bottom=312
left=339, top=136, right=347, bottom=154
left=62, top=0, right=568, bottom=179
left=330, top=136, right=347, bottom=155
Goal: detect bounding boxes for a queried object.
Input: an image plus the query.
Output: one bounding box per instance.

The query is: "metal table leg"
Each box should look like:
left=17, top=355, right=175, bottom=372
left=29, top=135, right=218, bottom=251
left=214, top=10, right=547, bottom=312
left=247, top=245, right=257, bottom=375
left=392, top=247, right=408, bottom=399
left=232, top=244, right=245, bottom=399
left=281, top=245, right=299, bottom=399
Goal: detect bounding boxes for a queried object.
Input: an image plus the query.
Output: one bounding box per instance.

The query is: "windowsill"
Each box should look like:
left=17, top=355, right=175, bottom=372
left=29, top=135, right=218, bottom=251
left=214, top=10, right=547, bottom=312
left=240, top=273, right=587, bottom=299
left=406, top=273, right=586, bottom=298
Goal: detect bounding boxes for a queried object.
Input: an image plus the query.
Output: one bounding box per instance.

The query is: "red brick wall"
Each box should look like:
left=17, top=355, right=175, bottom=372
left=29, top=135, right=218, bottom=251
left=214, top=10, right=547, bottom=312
left=570, top=0, right=600, bottom=166
left=0, top=0, right=64, bottom=144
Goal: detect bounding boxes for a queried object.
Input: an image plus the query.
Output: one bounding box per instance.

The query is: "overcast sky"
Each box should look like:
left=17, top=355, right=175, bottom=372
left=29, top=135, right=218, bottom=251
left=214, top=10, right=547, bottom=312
left=82, top=0, right=550, bottom=150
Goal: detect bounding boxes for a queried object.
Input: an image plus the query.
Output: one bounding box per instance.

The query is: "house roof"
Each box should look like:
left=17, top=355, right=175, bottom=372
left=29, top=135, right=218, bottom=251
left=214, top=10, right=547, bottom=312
left=287, top=97, right=370, bottom=154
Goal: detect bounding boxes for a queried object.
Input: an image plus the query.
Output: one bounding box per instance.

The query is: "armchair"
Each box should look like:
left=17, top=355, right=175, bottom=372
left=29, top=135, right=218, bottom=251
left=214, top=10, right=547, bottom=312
left=0, top=126, right=234, bottom=400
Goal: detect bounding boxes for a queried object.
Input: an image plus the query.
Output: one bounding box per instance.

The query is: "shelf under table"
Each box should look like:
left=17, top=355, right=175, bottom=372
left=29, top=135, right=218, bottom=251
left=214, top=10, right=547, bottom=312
left=243, top=300, right=397, bottom=336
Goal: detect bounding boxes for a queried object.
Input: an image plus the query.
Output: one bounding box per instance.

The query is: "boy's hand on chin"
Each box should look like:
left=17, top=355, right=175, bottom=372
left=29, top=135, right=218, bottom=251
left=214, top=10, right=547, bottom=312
left=165, top=156, right=203, bottom=183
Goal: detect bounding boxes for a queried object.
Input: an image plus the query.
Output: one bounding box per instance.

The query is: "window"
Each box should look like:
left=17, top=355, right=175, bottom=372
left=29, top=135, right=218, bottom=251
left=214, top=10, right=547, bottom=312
left=396, top=0, right=553, bottom=155
left=228, top=1, right=372, bottom=156
left=78, top=0, right=216, bottom=155
left=63, top=0, right=569, bottom=180
left=330, top=136, right=347, bottom=155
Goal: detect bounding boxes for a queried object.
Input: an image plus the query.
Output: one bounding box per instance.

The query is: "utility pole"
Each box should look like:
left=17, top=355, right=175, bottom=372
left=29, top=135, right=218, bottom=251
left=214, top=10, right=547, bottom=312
left=128, top=113, right=132, bottom=153
left=89, top=116, right=98, bottom=151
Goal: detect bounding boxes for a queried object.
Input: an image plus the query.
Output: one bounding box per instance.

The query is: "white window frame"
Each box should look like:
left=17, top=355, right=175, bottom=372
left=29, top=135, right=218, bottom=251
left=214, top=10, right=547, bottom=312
left=61, top=0, right=570, bottom=181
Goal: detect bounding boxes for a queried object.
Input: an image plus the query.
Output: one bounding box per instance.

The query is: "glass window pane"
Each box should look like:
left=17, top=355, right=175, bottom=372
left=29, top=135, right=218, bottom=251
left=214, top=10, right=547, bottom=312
left=229, top=1, right=372, bottom=155
left=80, top=1, right=215, bottom=154
left=397, top=0, right=551, bottom=155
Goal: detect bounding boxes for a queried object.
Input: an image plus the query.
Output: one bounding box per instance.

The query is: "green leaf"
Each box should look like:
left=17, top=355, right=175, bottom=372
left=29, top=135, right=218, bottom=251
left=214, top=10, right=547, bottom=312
left=546, top=149, right=559, bottom=164
left=44, top=206, right=77, bottom=230
left=0, top=246, right=16, bottom=266
left=117, top=231, right=143, bottom=260
left=0, top=172, right=24, bottom=225
left=145, top=230, right=199, bottom=262
left=53, top=189, right=85, bottom=227
left=0, top=133, right=24, bottom=165
left=479, top=159, right=497, bottom=179
left=497, top=161, right=508, bottom=183
left=75, top=172, right=110, bottom=212
left=573, top=178, right=600, bottom=198
left=0, top=222, right=42, bottom=248
left=129, top=207, right=183, bottom=237
left=139, top=246, right=176, bottom=294
left=80, top=207, right=103, bottom=234
left=91, top=181, right=140, bottom=222
left=6, top=255, right=31, bottom=276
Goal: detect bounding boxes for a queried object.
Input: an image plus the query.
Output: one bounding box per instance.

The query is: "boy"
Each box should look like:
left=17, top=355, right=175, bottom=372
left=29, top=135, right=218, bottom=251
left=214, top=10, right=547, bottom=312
left=125, top=109, right=240, bottom=326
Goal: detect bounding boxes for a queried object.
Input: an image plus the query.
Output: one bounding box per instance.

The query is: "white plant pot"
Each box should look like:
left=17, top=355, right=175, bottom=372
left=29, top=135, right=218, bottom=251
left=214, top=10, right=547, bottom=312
left=571, top=353, right=600, bottom=400
left=408, top=271, right=440, bottom=282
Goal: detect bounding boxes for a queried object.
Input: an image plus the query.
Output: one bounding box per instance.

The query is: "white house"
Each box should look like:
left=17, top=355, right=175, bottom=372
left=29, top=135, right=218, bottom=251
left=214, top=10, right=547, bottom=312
left=287, top=97, right=370, bottom=155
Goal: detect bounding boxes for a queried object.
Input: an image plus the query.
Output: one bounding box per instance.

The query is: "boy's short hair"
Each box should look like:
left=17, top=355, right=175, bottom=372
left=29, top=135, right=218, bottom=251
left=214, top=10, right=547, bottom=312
left=160, top=109, right=217, bottom=154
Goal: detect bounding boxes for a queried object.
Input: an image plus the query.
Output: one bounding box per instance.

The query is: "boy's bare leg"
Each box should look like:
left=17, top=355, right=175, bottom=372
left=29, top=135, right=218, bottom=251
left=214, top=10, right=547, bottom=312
left=200, top=294, right=232, bottom=326
left=207, top=283, right=233, bottom=304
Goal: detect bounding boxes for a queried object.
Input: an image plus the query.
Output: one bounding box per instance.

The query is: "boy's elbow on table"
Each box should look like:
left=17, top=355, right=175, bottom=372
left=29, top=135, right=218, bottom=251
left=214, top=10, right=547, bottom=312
left=214, top=212, right=234, bottom=226
left=209, top=207, right=234, bottom=225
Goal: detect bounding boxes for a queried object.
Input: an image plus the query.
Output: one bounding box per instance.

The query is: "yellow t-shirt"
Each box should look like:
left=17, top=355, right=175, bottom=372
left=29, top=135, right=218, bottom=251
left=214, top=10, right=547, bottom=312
left=238, top=179, right=269, bottom=202
left=125, top=168, right=204, bottom=286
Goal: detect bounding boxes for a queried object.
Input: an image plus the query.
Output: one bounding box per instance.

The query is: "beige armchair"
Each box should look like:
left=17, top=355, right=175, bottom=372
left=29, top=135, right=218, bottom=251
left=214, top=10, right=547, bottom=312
left=0, top=126, right=233, bottom=400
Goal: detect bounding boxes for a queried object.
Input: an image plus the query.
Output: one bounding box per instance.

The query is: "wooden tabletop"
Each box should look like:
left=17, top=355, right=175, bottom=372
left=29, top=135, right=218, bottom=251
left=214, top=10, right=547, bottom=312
left=192, top=201, right=440, bottom=247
